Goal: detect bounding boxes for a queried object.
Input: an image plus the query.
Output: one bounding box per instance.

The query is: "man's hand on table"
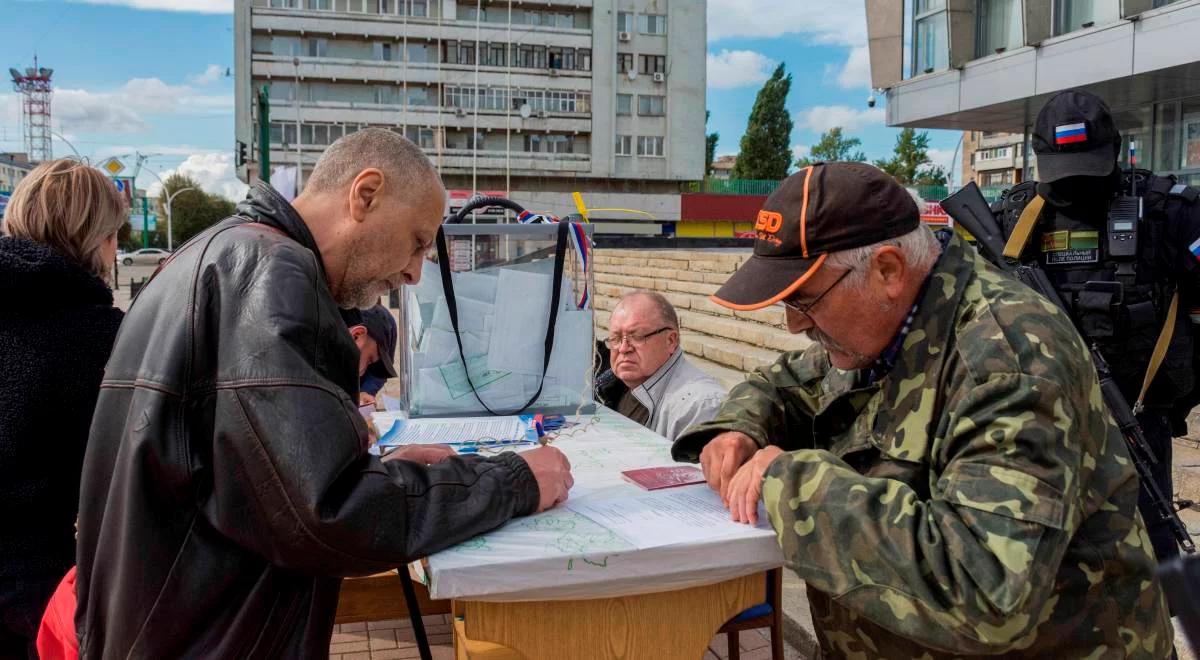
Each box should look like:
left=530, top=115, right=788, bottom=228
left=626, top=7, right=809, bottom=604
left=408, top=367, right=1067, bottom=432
left=519, top=446, right=574, bottom=513
left=724, top=446, right=783, bottom=525
left=383, top=445, right=457, bottom=465
left=699, top=431, right=758, bottom=502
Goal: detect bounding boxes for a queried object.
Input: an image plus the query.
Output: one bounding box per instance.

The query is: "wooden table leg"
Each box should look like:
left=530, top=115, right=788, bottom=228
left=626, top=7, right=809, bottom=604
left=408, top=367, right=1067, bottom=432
left=456, top=572, right=766, bottom=660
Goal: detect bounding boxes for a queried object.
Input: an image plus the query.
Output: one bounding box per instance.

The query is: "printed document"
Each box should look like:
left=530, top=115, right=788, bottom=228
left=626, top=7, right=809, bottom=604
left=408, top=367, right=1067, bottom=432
left=564, top=484, right=773, bottom=549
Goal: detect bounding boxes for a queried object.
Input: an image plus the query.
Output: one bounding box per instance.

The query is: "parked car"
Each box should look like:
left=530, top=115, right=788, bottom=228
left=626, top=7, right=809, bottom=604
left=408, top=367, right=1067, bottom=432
left=121, top=248, right=170, bottom=266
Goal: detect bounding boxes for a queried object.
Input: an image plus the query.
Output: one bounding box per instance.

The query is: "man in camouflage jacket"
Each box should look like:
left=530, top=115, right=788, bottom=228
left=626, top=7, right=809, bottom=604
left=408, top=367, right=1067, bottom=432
left=673, top=163, right=1172, bottom=658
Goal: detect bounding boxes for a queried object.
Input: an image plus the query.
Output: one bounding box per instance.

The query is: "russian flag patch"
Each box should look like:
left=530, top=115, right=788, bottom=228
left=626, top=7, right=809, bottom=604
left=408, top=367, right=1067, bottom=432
left=1055, top=122, right=1088, bottom=145
left=1190, top=236, right=1200, bottom=262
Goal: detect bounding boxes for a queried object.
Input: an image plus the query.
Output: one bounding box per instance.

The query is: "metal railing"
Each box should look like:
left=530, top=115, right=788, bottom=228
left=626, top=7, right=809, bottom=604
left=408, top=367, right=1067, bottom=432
left=683, top=178, right=1010, bottom=204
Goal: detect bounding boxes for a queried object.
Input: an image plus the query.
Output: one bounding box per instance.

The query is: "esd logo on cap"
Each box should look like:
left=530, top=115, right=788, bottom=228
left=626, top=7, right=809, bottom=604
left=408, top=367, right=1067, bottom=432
left=755, top=210, right=784, bottom=245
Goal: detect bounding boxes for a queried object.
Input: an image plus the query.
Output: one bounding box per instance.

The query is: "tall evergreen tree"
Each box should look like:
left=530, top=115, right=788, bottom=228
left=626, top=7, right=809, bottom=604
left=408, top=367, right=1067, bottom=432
left=796, top=127, right=866, bottom=167
left=732, top=63, right=793, bottom=180
left=705, top=110, right=720, bottom=177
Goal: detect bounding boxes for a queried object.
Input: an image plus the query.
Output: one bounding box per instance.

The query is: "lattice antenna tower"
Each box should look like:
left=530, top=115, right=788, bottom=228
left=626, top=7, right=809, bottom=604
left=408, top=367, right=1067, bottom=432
left=9, top=56, right=53, bottom=162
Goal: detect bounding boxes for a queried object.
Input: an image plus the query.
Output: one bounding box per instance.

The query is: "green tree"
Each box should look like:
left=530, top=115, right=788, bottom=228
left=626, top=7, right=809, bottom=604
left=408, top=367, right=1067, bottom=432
left=156, top=173, right=236, bottom=247
left=874, top=128, right=944, bottom=185
left=914, top=165, right=948, bottom=187
left=705, top=111, right=720, bottom=177
left=732, top=63, right=793, bottom=180
left=796, top=127, right=866, bottom=167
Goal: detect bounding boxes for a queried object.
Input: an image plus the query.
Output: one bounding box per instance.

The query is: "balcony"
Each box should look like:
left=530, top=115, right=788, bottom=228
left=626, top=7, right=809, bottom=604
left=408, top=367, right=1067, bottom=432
left=266, top=145, right=591, bottom=175
left=265, top=100, right=592, bottom=133
left=251, top=56, right=592, bottom=90
left=251, top=10, right=593, bottom=48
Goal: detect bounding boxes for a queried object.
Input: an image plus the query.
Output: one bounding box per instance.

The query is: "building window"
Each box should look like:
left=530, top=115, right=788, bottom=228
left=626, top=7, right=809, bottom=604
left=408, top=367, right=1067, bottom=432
left=407, top=86, right=433, bottom=106
left=977, top=147, right=1010, bottom=160
left=405, top=126, right=436, bottom=149
left=638, top=14, right=666, bottom=35
left=981, top=170, right=1013, bottom=186
left=374, top=42, right=394, bottom=61
left=1054, top=0, right=1120, bottom=35
left=615, top=135, right=633, bottom=156
left=976, top=0, right=1022, bottom=56
left=637, top=95, right=665, bottom=116
left=617, top=12, right=635, bottom=33
left=638, top=55, right=666, bottom=75
left=307, top=38, right=328, bottom=58
left=269, top=0, right=298, bottom=8
left=402, top=0, right=428, bottom=16
left=618, top=53, right=633, bottom=74
left=616, top=93, right=632, bottom=116
left=637, top=136, right=664, bottom=157
left=578, top=48, right=592, bottom=71
left=456, top=5, right=480, bottom=21
left=913, top=0, right=948, bottom=74
left=374, top=85, right=398, bottom=104
left=308, top=0, right=332, bottom=9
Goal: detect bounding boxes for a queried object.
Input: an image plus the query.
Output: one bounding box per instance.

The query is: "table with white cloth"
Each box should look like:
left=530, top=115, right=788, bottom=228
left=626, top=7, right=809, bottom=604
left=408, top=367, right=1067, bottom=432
left=402, top=408, right=785, bottom=660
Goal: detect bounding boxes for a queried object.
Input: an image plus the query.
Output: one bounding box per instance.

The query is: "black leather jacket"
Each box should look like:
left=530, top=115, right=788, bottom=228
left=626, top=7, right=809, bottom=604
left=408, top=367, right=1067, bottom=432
left=75, top=183, right=538, bottom=658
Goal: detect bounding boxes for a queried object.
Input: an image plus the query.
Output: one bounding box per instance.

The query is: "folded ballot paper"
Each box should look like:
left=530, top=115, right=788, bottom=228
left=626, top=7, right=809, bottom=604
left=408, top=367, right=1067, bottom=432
left=401, top=227, right=595, bottom=417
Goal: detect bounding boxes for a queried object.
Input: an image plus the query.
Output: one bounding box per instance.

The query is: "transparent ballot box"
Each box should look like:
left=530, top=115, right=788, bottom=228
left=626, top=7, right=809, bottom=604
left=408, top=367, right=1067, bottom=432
left=400, top=219, right=596, bottom=418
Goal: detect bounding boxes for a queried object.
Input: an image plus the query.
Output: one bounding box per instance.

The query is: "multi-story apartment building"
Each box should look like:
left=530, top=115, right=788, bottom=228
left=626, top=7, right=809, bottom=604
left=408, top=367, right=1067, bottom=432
left=866, top=0, right=1199, bottom=186
left=233, top=0, right=706, bottom=227
left=961, top=130, right=1036, bottom=189
left=0, top=152, right=34, bottom=192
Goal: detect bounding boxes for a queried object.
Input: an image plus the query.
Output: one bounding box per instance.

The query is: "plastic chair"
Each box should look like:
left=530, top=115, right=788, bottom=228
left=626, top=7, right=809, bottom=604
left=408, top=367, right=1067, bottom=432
left=718, top=568, right=784, bottom=660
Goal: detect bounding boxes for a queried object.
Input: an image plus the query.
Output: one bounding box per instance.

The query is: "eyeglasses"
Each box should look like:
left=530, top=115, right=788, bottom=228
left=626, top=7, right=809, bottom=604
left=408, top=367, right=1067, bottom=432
left=604, top=327, right=673, bottom=350
left=780, top=269, right=851, bottom=320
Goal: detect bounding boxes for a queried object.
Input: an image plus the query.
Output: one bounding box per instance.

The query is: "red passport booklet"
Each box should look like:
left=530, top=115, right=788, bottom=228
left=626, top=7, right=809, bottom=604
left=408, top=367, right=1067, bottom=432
left=621, top=466, right=706, bottom=491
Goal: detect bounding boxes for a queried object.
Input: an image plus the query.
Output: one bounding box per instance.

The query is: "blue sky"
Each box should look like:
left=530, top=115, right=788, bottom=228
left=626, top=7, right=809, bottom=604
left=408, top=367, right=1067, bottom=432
left=1, top=0, right=962, bottom=199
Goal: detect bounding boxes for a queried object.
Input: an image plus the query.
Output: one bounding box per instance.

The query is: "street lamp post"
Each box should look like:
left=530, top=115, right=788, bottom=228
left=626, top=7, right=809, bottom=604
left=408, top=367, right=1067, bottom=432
left=163, top=186, right=197, bottom=251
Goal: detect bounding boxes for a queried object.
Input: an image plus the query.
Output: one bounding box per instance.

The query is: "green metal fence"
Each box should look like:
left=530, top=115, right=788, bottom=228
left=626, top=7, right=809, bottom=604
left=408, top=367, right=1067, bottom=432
left=686, top=179, right=1010, bottom=204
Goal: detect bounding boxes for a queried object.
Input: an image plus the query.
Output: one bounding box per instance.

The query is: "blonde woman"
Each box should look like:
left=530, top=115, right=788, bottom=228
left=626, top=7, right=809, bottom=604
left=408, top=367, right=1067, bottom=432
left=0, top=159, right=125, bottom=658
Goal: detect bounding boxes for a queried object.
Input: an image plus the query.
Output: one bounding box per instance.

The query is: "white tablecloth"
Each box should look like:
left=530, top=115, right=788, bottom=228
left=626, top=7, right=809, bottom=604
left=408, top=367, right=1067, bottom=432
left=424, top=408, right=784, bottom=602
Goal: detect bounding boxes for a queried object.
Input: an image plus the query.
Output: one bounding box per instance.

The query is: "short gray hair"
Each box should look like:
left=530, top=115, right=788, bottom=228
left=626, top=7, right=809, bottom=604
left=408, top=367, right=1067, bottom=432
left=825, top=224, right=940, bottom=289
left=617, top=290, right=679, bottom=330
left=305, top=128, right=439, bottom=195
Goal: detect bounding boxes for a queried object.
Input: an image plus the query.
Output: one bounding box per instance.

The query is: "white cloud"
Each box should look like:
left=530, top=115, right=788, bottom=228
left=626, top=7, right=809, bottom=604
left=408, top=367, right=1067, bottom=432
left=707, top=0, right=866, bottom=46
left=2, top=78, right=233, bottom=135
left=146, top=152, right=248, bottom=201
left=836, top=45, right=872, bottom=90
left=925, top=147, right=960, bottom=184
left=706, top=50, right=778, bottom=90
left=792, top=144, right=810, bottom=162
left=189, top=64, right=225, bottom=86
left=74, top=0, right=232, bottom=12
left=797, top=105, right=886, bottom=133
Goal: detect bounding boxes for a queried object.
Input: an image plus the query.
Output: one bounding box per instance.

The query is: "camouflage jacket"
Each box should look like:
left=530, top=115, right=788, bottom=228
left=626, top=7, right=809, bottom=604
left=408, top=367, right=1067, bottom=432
left=674, top=234, right=1172, bottom=659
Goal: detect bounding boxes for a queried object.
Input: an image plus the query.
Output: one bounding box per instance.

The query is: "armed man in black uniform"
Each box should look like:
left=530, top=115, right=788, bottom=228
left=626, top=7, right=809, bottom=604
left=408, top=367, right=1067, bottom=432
left=994, top=89, right=1200, bottom=562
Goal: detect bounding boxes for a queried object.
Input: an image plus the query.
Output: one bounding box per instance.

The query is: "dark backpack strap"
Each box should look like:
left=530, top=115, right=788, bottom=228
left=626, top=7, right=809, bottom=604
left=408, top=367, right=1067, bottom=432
left=434, top=222, right=570, bottom=416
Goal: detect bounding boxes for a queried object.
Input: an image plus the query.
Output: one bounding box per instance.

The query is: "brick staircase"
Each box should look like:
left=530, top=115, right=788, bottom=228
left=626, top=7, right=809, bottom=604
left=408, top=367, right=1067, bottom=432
left=593, top=249, right=812, bottom=391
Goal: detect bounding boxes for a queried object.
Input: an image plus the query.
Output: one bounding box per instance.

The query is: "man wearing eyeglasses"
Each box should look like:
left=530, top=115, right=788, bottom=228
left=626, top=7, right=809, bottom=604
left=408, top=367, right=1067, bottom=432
left=671, top=162, right=1170, bottom=657
left=596, top=291, right=726, bottom=441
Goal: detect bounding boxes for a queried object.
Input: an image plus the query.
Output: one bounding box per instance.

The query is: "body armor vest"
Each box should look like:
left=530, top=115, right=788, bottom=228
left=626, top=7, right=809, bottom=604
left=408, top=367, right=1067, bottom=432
left=994, top=170, right=1197, bottom=410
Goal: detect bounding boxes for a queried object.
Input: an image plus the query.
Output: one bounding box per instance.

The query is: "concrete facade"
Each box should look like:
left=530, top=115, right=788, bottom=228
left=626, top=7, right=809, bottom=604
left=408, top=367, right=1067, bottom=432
left=233, top=0, right=706, bottom=223
left=960, top=130, right=1037, bottom=188
left=868, top=0, right=1200, bottom=185
left=0, top=152, right=34, bottom=192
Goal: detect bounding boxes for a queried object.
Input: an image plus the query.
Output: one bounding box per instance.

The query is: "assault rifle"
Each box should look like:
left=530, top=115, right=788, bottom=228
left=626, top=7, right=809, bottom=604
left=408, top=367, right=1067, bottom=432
left=942, top=182, right=1194, bottom=554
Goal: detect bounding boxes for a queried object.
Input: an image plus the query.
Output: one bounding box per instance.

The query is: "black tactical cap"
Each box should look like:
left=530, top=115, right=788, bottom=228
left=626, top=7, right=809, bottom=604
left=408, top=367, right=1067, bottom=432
left=711, top=162, right=920, bottom=311
left=1032, top=89, right=1121, bottom=183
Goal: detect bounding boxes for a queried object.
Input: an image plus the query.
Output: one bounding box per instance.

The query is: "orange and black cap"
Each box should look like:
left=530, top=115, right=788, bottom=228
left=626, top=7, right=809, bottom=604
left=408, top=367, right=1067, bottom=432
left=712, top=162, right=920, bottom=311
